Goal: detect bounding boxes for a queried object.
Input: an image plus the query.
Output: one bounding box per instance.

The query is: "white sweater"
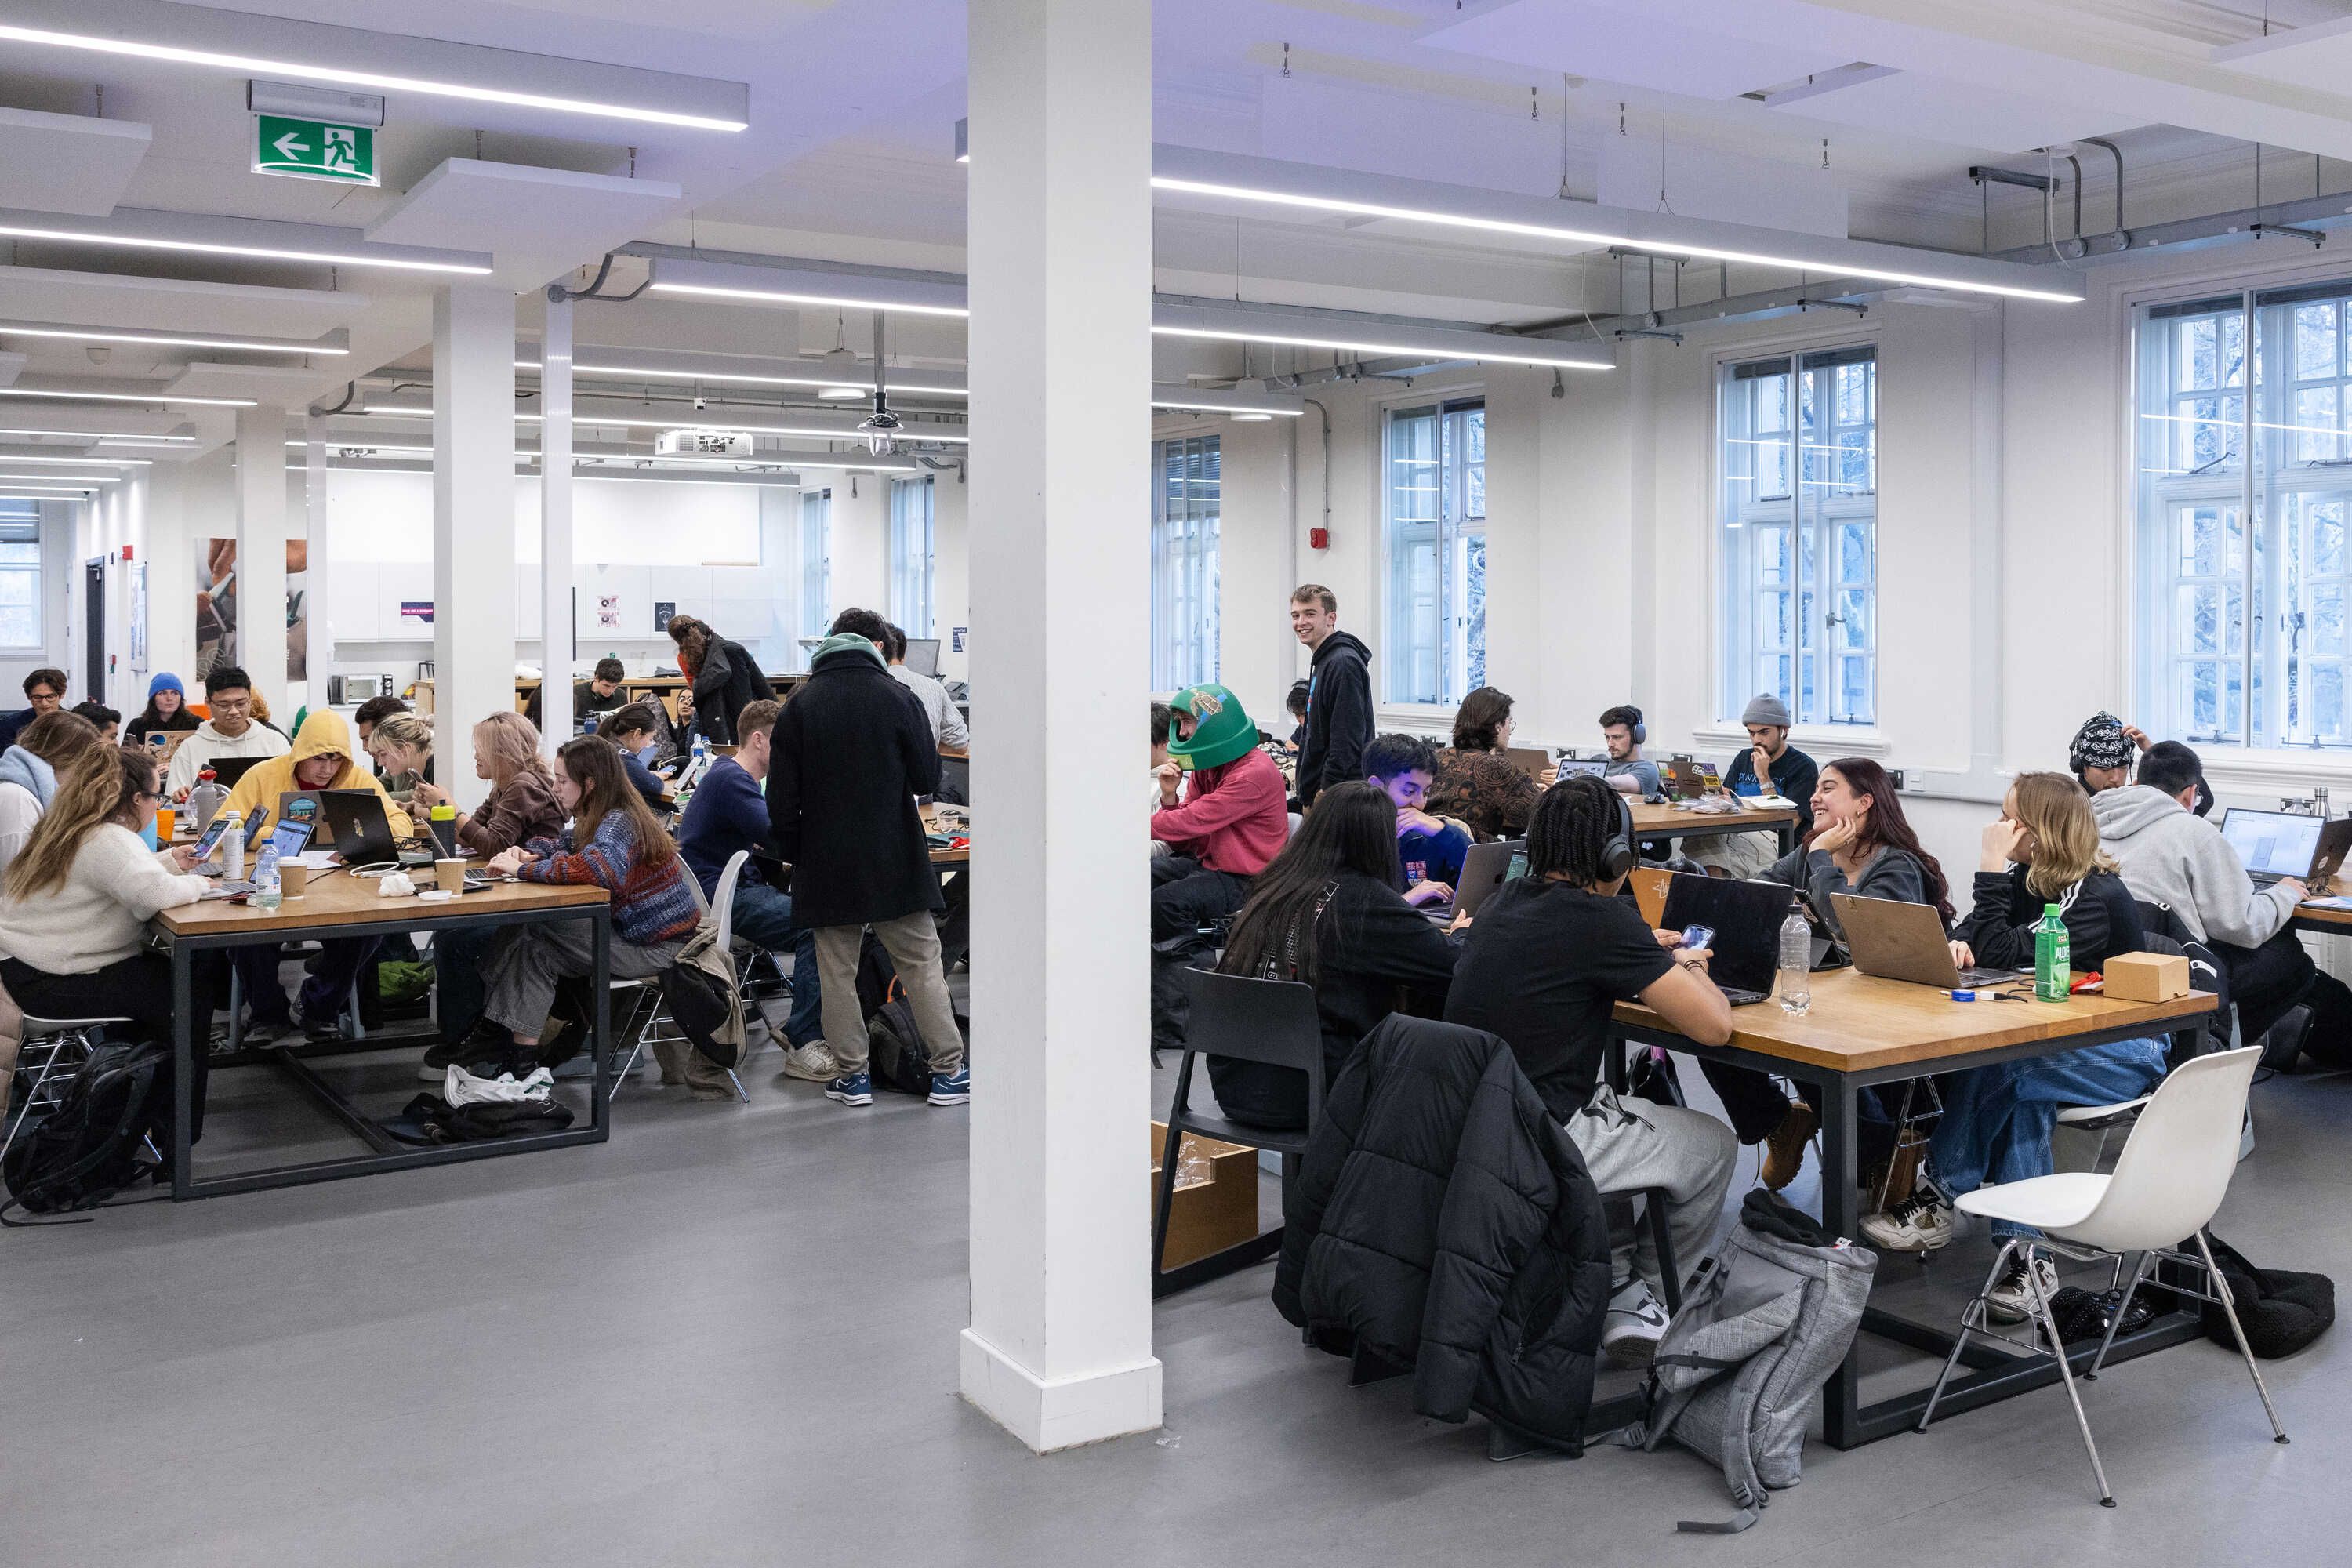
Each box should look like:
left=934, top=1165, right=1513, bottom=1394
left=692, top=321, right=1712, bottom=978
left=0, top=780, right=39, bottom=879
left=0, top=825, right=205, bottom=974
left=165, top=720, right=290, bottom=797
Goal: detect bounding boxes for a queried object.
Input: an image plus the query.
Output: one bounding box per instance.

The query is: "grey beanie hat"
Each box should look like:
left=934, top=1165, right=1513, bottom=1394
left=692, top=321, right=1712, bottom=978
left=1741, top=692, right=1792, bottom=728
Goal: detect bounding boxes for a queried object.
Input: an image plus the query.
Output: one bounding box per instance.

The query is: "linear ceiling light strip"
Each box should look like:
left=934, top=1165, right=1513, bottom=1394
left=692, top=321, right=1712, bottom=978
left=0, top=323, right=347, bottom=355
left=0, top=222, right=488, bottom=275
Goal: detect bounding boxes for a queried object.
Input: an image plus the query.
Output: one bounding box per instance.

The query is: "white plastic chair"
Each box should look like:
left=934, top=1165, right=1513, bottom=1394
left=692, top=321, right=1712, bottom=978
left=1916, top=1047, right=2284, bottom=1507
left=0, top=1014, right=132, bottom=1165
left=609, top=852, right=749, bottom=1103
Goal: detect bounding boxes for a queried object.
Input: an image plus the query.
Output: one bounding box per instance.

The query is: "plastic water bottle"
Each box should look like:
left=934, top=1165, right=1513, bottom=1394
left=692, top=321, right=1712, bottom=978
left=2034, top=902, right=2071, bottom=1003
left=220, top=811, right=245, bottom=882
left=1777, top=902, right=1813, bottom=1015
left=252, top=844, right=281, bottom=913
left=188, top=769, right=227, bottom=833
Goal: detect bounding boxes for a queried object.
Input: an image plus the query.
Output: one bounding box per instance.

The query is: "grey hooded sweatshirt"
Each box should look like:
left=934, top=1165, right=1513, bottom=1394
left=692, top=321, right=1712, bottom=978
left=2090, top=783, right=2297, bottom=948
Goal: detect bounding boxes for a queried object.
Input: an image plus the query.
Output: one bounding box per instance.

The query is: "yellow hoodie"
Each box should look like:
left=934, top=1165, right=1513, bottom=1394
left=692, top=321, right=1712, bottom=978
left=223, top=710, right=416, bottom=840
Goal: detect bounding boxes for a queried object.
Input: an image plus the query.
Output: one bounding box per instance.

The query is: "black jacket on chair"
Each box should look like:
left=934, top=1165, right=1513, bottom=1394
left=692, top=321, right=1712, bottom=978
left=1273, top=1014, right=1613, bottom=1451
left=766, top=644, right=942, bottom=929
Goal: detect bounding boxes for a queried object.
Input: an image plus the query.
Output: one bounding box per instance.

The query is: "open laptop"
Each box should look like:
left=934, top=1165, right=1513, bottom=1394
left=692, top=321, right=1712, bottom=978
left=209, top=755, right=263, bottom=789
left=2220, top=808, right=2352, bottom=888
left=194, top=812, right=310, bottom=877
left=1503, top=746, right=1552, bottom=780
left=1552, top=754, right=1606, bottom=781
left=1450, top=839, right=1526, bottom=919
left=902, top=637, right=942, bottom=678
left=1657, top=759, right=1709, bottom=800
left=197, top=818, right=314, bottom=896
left=319, top=789, right=434, bottom=868
left=1660, top=873, right=1787, bottom=1004
left=1833, top=894, right=2025, bottom=990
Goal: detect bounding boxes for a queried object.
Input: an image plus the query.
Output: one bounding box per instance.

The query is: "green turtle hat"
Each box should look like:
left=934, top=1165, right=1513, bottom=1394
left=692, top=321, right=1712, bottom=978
left=1166, top=684, right=1258, bottom=771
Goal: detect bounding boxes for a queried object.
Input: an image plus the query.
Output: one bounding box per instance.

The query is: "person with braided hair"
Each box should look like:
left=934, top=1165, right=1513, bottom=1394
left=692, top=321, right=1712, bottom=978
left=1444, top=774, right=1737, bottom=1365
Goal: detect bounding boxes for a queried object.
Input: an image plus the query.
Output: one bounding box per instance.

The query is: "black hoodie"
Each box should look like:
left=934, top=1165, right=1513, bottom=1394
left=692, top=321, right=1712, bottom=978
left=1296, top=630, right=1374, bottom=808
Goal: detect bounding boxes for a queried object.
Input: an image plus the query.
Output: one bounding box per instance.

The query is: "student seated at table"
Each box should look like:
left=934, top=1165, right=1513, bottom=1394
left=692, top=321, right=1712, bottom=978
left=1149, top=684, right=1290, bottom=944
left=219, top=711, right=413, bottom=1043
left=125, top=672, right=200, bottom=746
left=416, top=713, right=569, bottom=1076
left=459, top=737, right=716, bottom=1093
left=362, top=713, right=435, bottom=800
left=1283, top=679, right=1310, bottom=753
left=1705, top=756, right=1955, bottom=1190
left=1443, top=775, right=1735, bottom=1363
left=1597, top=704, right=1663, bottom=801
left=1362, top=731, right=1472, bottom=896
left=2094, top=739, right=2352, bottom=1063
left=597, top=702, right=672, bottom=809
left=523, top=656, right=631, bottom=735
left=0, top=711, right=104, bottom=878
left=1867, top=775, right=2167, bottom=1322
left=351, top=694, right=412, bottom=759
left=884, top=622, right=969, bottom=754
left=69, top=702, right=118, bottom=747
left=1148, top=701, right=1174, bottom=817
left=1427, top=685, right=1541, bottom=842
left=165, top=666, right=290, bottom=798
left=0, top=666, right=65, bottom=755
left=1207, top=780, right=1467, bottom=1130
left=1689, top=692, right=1819, bottom=880
left=0, top=745, right=220, bottom=1147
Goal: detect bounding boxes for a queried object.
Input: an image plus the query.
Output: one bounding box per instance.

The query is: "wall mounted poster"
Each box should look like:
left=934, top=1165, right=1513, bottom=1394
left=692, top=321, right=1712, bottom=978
left=653, top=599, right=675, bottom=630
left=196, top=539, right=307, bottom=683
left=597, top=593, right=622, bottom=630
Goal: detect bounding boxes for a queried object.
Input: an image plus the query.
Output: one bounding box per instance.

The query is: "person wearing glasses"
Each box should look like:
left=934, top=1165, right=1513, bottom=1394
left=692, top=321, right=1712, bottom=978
left=162, top=666, right=290, bottom=800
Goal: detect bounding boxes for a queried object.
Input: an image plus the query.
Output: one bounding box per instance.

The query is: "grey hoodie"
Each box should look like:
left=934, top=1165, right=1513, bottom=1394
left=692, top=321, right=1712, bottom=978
left=2090, top=783, right=2296, bottom=947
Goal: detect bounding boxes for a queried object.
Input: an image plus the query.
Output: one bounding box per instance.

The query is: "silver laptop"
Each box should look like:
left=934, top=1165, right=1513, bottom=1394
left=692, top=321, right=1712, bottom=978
left=1832, top=893, right=2025, bottom=990
left=1452, top=839, right=1526, bottom=919
left=2219, top=808, right=2350, bottom=887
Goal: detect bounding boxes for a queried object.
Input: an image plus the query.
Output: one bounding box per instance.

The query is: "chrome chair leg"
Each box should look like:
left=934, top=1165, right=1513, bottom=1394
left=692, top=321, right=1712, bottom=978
left=1918, top=1237, right=2019, bottom=1433
left=2194, top=1229, right=2289, bottom=1444
left=2025, top=1242, right=2115, bottom=1507
left=0, top=1037, right=68, bottom=1164
left=2087, top=1252, right=2152, bottom=1379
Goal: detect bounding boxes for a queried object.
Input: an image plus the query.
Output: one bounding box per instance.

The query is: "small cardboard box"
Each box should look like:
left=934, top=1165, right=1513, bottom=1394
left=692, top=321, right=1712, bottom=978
left=2106, top=950, right=2190, bottom=1003
left=1151, top=1120, right=1260, bottom=1269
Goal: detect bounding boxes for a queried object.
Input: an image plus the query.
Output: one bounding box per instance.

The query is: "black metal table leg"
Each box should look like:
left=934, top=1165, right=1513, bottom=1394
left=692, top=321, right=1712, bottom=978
left=590, top=906, right=611, bottom=1136
left=1816, top=1067, right=1862, bottom=1448
left=171, top=937, right=192, bottom=1200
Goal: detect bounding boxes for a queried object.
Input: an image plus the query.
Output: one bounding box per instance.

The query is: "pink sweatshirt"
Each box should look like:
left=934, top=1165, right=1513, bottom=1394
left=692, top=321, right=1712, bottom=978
left=1152, top=748, right=1290, bottom=875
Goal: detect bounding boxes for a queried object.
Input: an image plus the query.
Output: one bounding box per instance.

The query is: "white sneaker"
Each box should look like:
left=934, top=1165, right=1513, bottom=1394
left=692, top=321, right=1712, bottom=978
left=1601, top=1276, right=1671, bottom=1367
left=779, top=1040, right=841, bottom=1083
left=1859, top=1191, right=1957, bottom=1254
left=1985, top=1254, right=2060, bottom=1325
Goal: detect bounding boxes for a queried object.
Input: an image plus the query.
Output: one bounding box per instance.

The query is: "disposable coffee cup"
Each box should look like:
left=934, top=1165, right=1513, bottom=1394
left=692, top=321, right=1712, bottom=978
left=434, top=858, right=467, bottom=894
left=279, top=861, right=310, bottom=898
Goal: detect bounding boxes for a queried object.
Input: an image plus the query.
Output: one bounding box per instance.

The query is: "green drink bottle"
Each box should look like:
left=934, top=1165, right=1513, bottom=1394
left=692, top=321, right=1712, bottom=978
left=2033, top=903, right=2070, bottom=1003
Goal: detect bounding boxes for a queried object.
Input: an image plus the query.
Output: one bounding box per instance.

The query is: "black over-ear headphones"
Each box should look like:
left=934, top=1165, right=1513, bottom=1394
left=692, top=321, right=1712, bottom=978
left=1626, top=706, right=1646, bottom=746
left=1599, top=791, right=1637, bottom=882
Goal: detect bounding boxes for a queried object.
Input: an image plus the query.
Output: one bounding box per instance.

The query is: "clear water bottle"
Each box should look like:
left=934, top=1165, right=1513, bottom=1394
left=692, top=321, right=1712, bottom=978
left=220, top=811, right=245, bottom=882
left=187, top=768, right=227, bottom=833
left=1777, top=902, right=1813, bottom=1015
left=252, top=843, right=281, bottom=913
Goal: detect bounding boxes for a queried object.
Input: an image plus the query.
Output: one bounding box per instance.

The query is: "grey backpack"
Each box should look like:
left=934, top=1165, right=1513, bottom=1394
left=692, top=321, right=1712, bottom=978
left=1620, top=1189, right=1877, bottom=1533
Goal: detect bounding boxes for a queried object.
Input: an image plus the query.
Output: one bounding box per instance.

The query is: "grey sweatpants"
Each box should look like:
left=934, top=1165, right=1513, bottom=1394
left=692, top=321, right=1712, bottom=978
left=813, top=910, right=964, bottom=1077
left=481, top=920, right=686, bottom=1039
left=1566, top=1084, right=1737, bottom=1295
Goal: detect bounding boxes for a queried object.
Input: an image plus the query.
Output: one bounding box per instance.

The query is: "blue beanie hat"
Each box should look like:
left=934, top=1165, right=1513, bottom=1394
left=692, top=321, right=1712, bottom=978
left=147, top=672, right=184, bottom=699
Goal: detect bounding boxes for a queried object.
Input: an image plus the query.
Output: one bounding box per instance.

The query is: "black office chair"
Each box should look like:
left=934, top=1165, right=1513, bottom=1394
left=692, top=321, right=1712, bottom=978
left=1153, top=968, right=1323, bottom=1299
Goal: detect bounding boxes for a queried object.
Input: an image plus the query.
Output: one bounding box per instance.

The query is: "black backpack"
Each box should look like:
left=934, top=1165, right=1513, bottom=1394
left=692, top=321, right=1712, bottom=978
left=869, top=1001, right=971, bottom=1096
left=2, top=1040, right=165, bottom=1224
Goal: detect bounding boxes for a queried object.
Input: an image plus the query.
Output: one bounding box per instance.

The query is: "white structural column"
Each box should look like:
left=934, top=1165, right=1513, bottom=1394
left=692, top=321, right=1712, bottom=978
left=303, top=416, right=330, bottom=707
left=961, top=0, right=1163, bottom=1452
left=234, top=405, right=289, bottom=704
left=432, top=283, right=518, bottom=811
left=539, top=290, right=575, bottom=756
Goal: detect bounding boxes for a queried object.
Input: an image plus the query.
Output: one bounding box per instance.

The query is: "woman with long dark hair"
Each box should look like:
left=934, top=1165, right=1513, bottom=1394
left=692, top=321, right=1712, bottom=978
left=1427, top=684, right=1542, bottom=841
left=1210, top=780, right=1466, bottom=1128
left=666, top=612, right=769, bottom=748
left=1708, top=757, right=1955, bottom=1190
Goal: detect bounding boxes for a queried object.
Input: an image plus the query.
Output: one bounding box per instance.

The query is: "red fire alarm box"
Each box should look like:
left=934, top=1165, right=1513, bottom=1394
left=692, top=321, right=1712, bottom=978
left=1309, top=527, right=1330, bottom=550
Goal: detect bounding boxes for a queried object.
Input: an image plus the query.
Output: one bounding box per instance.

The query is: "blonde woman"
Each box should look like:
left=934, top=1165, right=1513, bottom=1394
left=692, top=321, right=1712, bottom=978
left=1865, top=773, right=2168, bottom=1325
left=0, top=746, right=220, bottom=1141
left=414, top=710, right=564, bottom=857
left=365, top=712, right=436, bottom=796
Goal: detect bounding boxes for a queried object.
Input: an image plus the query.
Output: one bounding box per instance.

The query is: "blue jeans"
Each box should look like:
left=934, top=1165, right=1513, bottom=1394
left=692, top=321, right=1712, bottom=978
left=730, top=879, right=824, bottom=1048
left=1929, top=1037, right=2169, bottom=1238
left=234, top=937, right=379, bottom=1028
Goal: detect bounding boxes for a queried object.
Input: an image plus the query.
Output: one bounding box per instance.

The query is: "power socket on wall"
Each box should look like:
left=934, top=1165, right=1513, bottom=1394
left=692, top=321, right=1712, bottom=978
left=1889, top=769, right=1906, bottom=790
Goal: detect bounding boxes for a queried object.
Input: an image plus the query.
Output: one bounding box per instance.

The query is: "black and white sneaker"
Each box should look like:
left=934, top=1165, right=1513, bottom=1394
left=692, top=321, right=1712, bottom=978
left=1985, top=1254, right=2060, bottom=1325
left=1859, top=1190, right=1957, bottom=1253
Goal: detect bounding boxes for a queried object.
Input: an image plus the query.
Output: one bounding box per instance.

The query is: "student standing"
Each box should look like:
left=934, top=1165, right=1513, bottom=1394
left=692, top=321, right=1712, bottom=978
left=1427, top=686, right=1541, bottom=842
left=125, top=672, right=200, bottom=746
left=1690, top=692, right=1819, bottom=879
left=1597, top=705, right=1664, bottom=801
left=0, top=667, right=66, bottom=755
left=667, top=613, right=769, bottom=746
left=164, top=666, right=291, bottom=797
left=769, top=608, right=967, bottom=1109
left=1445, top=775, right=1738, bottom=1363
left=1360, top=731, right=1472, bottom=896
left=1289, top=583, right=1373, bottom=808
left=1210, top=781, right=1466, bottom=1129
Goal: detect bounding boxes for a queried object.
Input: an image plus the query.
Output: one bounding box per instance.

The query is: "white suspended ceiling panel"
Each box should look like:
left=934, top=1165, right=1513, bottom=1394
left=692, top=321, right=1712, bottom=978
left=0, top=265, right=368, bottom=339
left=0, top=107, right=150, bottom=216
left=1418, top=0, right=1850, bottom=102
left=365, top=160, right=684, bottom=256
left=2212, top=18, right=2352, bottom=96
left=164, top=361, right=337, bottom=403
left=0, top=353, right=24, bottom=387
left=1594, top=139, right=1846, bottom=240
left=1761, top=71, right=2116, bottom=159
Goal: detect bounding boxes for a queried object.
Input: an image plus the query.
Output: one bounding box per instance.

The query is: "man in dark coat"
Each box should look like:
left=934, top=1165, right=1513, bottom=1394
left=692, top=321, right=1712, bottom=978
left=1275, top=1014, right=1613, bottom=1453
left=766, top=606, right=967, bottom=1108
left=1289, top=584, right=1374, bottom=810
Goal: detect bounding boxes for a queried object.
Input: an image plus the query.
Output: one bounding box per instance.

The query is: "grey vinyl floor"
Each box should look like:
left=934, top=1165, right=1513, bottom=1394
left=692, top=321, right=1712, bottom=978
left=7, top=1007, right=2350, bottom=1568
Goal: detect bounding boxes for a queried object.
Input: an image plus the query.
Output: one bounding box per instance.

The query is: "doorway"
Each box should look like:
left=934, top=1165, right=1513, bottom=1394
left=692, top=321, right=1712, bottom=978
left=84, top=559, right=104, bottom=700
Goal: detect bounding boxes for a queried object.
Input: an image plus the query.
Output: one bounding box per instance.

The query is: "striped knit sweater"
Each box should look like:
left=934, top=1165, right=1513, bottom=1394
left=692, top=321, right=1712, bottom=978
left=521, top=811, right=700, bottom=947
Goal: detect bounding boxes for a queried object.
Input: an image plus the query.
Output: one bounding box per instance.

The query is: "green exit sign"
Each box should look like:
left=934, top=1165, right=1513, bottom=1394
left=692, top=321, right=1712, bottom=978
left=253, top=114, right=376, bottom=186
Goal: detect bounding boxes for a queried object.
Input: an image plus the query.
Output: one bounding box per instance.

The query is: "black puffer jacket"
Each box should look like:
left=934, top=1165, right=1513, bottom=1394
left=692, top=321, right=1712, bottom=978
left=1273, top=1014, right=1613, bottom=1452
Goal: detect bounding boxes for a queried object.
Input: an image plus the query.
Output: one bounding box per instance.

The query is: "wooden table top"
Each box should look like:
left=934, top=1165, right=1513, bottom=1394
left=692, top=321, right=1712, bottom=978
left=2294, top=898, right=2352, bottom=931
left=1631, top=798, right=1800, bottom=835
left=1615, top=966, right=2216, bottom=1074
left=154, top=865, right=607, bottom=938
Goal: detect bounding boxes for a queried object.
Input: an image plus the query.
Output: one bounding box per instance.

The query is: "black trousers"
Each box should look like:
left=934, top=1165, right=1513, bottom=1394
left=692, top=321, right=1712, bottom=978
left=1149, top=857, right=1254, bottom=944
left=2215, top=927, right=2318, bottom=1046
left=2, top=953, right=220, bottom=1143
